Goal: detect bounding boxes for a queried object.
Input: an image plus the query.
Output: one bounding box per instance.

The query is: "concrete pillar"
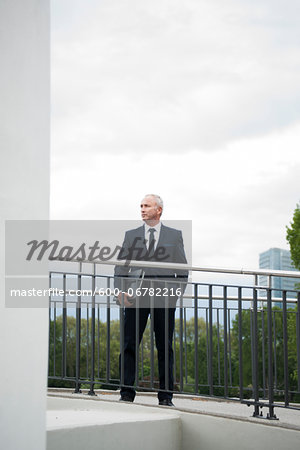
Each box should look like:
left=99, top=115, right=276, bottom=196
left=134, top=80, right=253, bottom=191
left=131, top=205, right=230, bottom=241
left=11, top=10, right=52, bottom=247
left=0, top=1, right=50, bottom=449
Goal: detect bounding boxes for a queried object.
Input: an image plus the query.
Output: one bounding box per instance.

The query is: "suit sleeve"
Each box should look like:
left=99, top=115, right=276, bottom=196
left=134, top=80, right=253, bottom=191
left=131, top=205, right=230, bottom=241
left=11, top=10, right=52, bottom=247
left=114, top=232, right=131, bottom=291
left=175, top=231, right=189, bottom=292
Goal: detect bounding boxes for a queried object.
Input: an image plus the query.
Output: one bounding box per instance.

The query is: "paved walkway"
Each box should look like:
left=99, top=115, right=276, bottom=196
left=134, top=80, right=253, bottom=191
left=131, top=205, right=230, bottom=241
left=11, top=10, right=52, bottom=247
left=48, top=389, right=300, bottom=431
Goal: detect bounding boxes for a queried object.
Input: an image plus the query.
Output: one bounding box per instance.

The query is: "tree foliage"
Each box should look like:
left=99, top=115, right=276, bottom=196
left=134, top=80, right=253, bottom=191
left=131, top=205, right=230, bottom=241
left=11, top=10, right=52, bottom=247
left=48, top=306, right=299, bottom=402
left=286, top=203, right=300, bottom=270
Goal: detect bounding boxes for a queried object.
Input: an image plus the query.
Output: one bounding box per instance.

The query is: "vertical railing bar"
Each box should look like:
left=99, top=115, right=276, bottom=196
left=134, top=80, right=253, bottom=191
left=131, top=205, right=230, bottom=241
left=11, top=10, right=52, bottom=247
left=150, top=280, right=155, bottom=390
left=208, top=285, right=213, bottom=396
left=48, top=274, right=52, bottom=377
left=282, top=290, right=289, bottom=407
left=62, top=274, right=67, bottom=379
left=86, top=302, right=89, bottom=379
left=97, top=303, right=100, bottom=379
left=261, top=304, right=266, bottom=398
left=206, top=307, right=209, bottom=387
left=267, top=288, right=277, bottom=419
left=135, top=295, right=140, bottom=388
left=228, top=309, right=232, bottom=387
left=74, top=270, right=81, bottom=393
left=173, top=314, right=177, bottom=390
left=120, top=278, right=125, bottom=388
left=217, top=308, right=221, bottom=386
left=184, top=307, right=187, bottom=384
left=179, top=293, right=184, bottom=392
left=53, top=301, right=56, bottom=376
left=194, top=283, right=199, bottom=394
left=164, top=281, right=169, bottom=392
left=106, top=277, right=111, bottom=383
left=238, top=287, right=243, bottom=401
left=88, top=267, right=96, bottom=396
left=250, top=308, right=254, bottom=394
left=252, top=287, right=260, bottom=416
left=223, top=286, right=228, bottom=397
left=273, top=310, right=277, bottom=391
left=297, top=292, right=300, bottom=393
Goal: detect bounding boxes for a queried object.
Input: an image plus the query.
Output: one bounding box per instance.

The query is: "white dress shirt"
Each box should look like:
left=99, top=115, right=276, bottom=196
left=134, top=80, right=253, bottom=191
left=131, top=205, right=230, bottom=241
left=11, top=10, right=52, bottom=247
left=144, top=222, right=162, bottom=250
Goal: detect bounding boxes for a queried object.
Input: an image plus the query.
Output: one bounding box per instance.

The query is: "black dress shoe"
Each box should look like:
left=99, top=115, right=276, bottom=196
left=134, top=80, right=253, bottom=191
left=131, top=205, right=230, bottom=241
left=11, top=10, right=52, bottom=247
left=119, top=396, right=134, bottom=402
left=158, top=399, right=174, bottom=407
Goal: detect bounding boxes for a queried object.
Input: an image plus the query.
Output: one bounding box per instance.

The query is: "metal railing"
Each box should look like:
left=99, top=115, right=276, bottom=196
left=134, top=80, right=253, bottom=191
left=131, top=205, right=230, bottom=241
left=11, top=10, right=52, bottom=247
left=48, top=259, right=300, bottom=419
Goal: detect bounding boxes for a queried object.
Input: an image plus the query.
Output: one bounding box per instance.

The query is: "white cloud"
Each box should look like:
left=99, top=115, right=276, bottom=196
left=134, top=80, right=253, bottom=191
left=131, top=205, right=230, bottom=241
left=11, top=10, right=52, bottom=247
left=52, top=0, right=300, bottom=155
left=51, top=0, right=300, bottom=273
left=51, top=121, right=300, bottom=269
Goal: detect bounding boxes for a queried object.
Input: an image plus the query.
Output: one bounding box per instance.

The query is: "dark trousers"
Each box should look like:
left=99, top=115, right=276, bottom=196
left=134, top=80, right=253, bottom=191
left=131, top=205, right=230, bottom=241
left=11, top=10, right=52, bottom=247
left=119, top=304, right=176, bottom=401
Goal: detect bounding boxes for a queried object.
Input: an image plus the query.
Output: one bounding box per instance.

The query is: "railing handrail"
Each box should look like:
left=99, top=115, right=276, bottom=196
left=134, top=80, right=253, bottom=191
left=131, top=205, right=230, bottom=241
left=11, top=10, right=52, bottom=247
left=51, top=257, right=300, bottom=279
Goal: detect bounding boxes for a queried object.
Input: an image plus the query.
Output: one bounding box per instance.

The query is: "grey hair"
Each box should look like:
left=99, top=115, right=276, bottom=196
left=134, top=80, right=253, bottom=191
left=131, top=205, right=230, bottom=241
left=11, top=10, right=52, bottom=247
left=144, top=194, right=164, bottom=213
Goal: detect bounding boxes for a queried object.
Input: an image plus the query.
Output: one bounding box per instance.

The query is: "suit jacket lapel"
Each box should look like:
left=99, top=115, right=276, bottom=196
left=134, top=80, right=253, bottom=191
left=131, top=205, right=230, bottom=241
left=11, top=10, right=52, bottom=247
left=138, top=224, right=147, bottom=256
left=156, top=223, right=165, bottom=251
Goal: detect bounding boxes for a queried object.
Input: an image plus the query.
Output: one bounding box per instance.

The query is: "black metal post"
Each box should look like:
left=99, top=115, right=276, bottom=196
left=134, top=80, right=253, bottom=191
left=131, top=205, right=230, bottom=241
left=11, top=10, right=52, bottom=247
left=150, top=280, right=155, bottom=390
left=106, top=277, right=111, bottom=384
left=88, top=269, right=96, bottom=396
left=164, top=282, right=169, bottom=392
left=223, top=286, right=228, bottom=397
left=261, top=306, right=266, bottom=398
left=135, top=294, right=140, bottom=389
left=74, top=273, right=81, bottom=393
left=120, top=278, right=125, bottom=388
left=62, top=274, right=67, bottom=379
left=179, top=293, right=184, bottom=392
left=297, top=292, right=300, bottom=393
left=267, top=288, right=277, bottom=419
left=208, top=285, right=213, bottom=396
left=252, top=288, right=260, bottom=417
left=238, top=287, right=243, bottom=401
left=282, top=290, right=289, bottom=407
left=194, top=283, right=199, bottom=394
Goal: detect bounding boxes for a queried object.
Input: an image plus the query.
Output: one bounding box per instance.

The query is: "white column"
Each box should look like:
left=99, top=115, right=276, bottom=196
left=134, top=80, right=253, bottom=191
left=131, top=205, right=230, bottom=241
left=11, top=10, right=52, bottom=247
left=0, top=1, right=50, bottom=450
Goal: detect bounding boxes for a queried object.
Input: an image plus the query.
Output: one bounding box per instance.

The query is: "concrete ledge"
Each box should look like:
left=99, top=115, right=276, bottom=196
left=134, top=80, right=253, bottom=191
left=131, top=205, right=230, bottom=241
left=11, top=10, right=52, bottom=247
left=47, top=397, right=181, bottom=450
left=47, top=394, right=300, bottom=450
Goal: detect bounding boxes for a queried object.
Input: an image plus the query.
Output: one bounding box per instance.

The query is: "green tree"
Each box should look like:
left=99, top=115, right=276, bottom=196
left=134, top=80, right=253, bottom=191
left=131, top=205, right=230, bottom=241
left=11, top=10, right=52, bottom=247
left=231, top=307, right=298, bottom=396
left=286, top=203, right=300, bottom=270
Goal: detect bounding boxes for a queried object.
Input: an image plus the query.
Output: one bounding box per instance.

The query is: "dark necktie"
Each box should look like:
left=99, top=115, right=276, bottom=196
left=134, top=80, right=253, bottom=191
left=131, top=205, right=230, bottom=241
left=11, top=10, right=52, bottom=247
left=148, top=228, right=156, bottom=259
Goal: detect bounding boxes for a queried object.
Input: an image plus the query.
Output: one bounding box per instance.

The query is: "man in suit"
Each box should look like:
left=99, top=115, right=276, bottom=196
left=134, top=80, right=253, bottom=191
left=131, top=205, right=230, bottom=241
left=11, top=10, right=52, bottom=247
left=114, top=194, right=188, bottom=406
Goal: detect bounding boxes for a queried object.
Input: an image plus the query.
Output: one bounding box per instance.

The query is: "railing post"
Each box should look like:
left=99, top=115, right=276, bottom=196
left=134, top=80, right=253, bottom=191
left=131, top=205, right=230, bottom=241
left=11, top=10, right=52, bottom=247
left=194, top=283, right=199, bottom=394
left=74, top=271, right=82, bottom=393
left=282, top=290, right=289, bottom=407
left=179, top=291, right=184, bottom=392
left=164, top=287, right=169, bottom=392
left=88, top=266, right=97, bottom=396
left=150, top=280, right=155, bottom=390
left=238, top=287, right=243, bottom=401
left=252, top=287, right=260, bottom=417
left=267, top=288, right=278, bottom=419
left=261, top=305, right=266, bottom=398
left=135, top=293, right=140, bottom=389
left=48, top=274, right=51, bottom=379
left=297, top=292, right=300, bottom=393
left=208, top=285, right=213, bottom=396
left=62, top=274, right=67, bottom=379
left=106, top=277, right=111, bottom=384
left=223, top=286, right=228, bottom=397
left=120, top=279, right=125, bottom=388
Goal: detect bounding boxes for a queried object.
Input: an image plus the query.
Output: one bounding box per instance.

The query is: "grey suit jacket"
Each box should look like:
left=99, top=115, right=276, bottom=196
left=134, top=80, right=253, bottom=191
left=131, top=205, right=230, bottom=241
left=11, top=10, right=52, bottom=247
left=114, top=223, right=188, bottom=294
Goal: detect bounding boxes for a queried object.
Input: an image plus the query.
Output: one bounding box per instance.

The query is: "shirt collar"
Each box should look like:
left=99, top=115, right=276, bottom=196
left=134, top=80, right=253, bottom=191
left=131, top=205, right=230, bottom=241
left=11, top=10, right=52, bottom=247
left=144, top=221, right=162, bottom=236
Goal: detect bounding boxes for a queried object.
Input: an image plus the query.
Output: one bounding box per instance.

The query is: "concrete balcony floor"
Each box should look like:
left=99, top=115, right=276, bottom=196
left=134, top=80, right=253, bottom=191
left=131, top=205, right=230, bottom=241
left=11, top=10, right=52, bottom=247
left=47, top=389, right=300, bottom=450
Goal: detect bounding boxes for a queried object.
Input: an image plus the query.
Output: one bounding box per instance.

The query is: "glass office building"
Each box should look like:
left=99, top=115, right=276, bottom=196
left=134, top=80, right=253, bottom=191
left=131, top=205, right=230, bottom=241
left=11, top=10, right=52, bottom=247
left=259, top=248, right=299, bottom=302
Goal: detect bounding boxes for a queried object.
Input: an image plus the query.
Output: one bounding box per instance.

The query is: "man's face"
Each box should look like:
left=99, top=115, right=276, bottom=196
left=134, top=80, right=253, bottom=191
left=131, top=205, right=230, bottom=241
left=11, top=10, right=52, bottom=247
left=140, top=196, right=161, bottom=222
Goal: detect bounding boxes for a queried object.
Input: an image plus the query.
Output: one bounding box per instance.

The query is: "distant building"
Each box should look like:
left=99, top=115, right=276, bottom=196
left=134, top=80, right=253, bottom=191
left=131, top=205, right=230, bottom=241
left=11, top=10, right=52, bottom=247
left=259, top=248, right=299, bottom=303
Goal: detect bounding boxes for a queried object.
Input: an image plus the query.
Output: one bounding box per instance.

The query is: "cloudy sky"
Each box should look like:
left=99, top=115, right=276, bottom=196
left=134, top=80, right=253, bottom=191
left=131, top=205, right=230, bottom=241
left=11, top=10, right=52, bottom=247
left=51, top=0, right=300, bottom=273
